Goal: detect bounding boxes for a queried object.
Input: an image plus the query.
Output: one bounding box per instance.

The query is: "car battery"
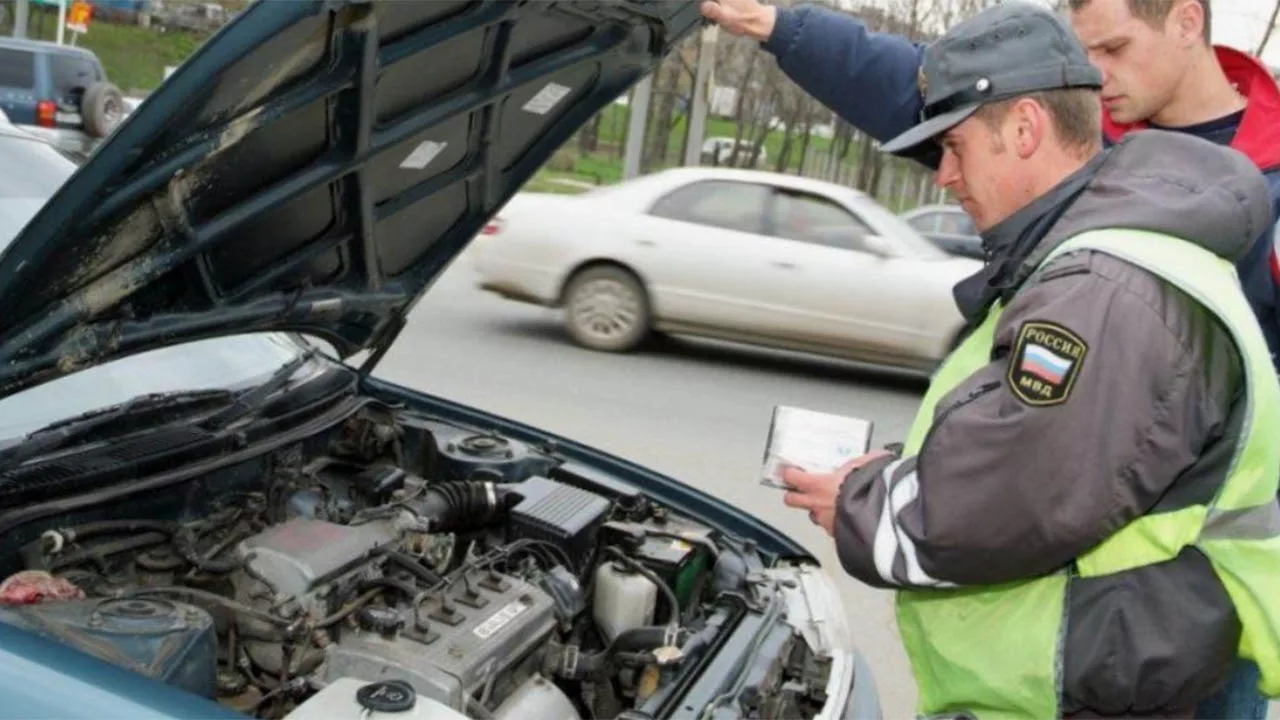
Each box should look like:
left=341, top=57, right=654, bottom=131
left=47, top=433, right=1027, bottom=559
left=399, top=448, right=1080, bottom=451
left=600, top=520, right=712, bottom=620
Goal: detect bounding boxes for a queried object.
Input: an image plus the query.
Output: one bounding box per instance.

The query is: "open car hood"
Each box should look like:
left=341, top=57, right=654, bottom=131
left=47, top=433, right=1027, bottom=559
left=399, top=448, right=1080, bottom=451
left=0, top=0, right=700, bottom=399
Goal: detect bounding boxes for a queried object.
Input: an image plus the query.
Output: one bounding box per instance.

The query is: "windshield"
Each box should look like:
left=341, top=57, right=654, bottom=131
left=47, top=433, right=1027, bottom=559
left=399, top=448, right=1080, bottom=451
left=0, top=333, right=316, bottom=442
left=0, top=129, right=319, bottom=443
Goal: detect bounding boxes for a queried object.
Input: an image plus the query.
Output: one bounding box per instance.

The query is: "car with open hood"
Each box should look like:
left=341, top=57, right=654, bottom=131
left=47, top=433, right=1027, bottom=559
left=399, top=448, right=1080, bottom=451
left=0, top=2, right=880, bottom=719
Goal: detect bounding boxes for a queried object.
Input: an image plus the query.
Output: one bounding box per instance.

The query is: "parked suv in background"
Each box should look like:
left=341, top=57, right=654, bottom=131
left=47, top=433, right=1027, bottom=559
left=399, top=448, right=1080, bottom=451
left=0, top=38, right=125, bottom=158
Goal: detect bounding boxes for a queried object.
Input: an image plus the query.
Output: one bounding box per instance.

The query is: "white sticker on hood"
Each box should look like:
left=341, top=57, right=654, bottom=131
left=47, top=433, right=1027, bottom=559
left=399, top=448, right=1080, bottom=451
left=522, top=83, right=572, bottom=115
left=400, top=140, right=447, bottom=170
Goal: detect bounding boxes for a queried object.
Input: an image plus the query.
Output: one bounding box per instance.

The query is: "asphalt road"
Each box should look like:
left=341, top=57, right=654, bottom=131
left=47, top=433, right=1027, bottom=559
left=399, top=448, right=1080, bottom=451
left=373, top=250, right=928, bottom=718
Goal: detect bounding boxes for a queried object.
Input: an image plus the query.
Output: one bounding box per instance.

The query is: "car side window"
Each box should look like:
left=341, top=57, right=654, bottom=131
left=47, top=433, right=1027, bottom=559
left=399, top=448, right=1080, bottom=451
left=50, top=54, right=101, bottom=102
left=0, top=49, right=36, bottom=89
left=770, top=189, right=877, bottom=251
left=649, top=180, right=770, bottom=234
left=906, top=212, right=941, bottom=233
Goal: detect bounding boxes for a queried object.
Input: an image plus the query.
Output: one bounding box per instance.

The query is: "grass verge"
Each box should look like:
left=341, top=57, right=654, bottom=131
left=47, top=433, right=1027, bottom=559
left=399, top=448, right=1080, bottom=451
left=3, top=8, right=211, bottom=93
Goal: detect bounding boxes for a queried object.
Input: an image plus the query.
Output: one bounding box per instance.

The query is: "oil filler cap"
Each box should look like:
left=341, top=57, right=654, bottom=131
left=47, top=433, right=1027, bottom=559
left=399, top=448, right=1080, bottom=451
left=356, top=680, right=416, bottom=713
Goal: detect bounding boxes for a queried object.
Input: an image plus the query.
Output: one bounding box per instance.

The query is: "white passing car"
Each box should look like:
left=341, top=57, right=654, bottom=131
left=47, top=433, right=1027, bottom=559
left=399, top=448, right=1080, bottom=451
left=472, top=167, right=984, bottom=373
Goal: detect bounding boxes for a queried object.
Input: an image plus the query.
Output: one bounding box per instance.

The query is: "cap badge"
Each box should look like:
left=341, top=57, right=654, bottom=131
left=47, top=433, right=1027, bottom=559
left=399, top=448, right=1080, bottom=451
left=976, top=77, right=991, bottom=93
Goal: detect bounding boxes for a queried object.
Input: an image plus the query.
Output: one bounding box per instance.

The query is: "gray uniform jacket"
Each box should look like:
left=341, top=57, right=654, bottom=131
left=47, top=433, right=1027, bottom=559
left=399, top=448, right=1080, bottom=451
left=836, top=131, right=1274, bottom=715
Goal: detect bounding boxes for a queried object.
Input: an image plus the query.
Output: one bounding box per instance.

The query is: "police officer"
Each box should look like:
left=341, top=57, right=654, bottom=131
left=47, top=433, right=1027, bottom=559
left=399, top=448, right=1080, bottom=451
left=771, top=4, right=1280, bottom=718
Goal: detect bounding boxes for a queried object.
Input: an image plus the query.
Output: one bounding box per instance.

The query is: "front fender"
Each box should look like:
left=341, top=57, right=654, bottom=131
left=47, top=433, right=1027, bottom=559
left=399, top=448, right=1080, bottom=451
left=0, top=621, right=243, bottom=720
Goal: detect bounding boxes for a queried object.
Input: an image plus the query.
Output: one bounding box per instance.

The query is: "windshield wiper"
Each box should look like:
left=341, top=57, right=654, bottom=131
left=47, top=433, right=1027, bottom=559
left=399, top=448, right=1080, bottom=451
left=197, top=348, right=318, bottom=432
left=0, top=389, right=237, bottom=471
left=0, top=350, right=319, bottom=473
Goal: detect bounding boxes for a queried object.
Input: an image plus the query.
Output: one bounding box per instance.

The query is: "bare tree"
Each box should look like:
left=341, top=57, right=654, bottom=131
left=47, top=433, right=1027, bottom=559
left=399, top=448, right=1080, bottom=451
left=641, top=51, right=687, bottom=173
left=770, top=86, right=826, bottom=174
left=725, top=47, right=760, bottom=166
left=1258, top=0, right=1280, bottom=57
left=736, top=73, right=783, bottom=168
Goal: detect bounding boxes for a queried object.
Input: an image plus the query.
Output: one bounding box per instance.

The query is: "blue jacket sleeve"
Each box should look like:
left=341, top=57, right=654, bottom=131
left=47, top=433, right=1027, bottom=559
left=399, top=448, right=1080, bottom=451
left=761, top=5, right=936, bottom=167
left=1236, top=173, right=1280, bottom=374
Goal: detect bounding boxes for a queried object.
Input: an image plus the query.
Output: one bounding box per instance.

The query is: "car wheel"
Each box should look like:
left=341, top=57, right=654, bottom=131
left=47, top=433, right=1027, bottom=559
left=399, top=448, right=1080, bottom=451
left=82, top=82, right=126, bottom=138
left=563, top=265, right=651, bottom=352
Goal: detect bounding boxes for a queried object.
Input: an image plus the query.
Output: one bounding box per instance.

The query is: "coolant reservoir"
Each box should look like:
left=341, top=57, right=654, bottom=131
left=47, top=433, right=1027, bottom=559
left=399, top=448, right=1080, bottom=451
left=593, top=561, right=657, bottom=641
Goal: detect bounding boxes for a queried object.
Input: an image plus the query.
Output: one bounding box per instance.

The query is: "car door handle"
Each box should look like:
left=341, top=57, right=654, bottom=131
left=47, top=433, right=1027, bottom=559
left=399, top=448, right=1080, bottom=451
left=771, top=261, right=797, bottom=269
left=636, top=239, right=656, bottom=247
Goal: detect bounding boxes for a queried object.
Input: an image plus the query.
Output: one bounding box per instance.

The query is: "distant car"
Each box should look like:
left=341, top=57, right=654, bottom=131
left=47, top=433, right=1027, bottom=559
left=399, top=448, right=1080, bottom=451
left=473, top=167, right=983, bottom=373
left=901, top=203, right=984, bottom=260
left=0, top=37, right=125, bottom=157
left=151, top=0, right=230, bottom=33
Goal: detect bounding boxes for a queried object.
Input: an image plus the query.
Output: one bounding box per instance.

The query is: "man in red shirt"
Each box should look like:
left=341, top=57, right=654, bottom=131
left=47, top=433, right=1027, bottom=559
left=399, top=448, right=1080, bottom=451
left=1070, top=0, right=1280, bottom=375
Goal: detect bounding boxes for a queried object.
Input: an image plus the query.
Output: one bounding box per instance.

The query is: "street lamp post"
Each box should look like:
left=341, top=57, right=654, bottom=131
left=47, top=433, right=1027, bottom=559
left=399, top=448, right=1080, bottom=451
left=622, top=75, right=653, bottom=180
left=56, top=0, right=67, bottom=44
left=13, top=0, right=29, bottom=38
left=683, top=26, right=717, bottom=167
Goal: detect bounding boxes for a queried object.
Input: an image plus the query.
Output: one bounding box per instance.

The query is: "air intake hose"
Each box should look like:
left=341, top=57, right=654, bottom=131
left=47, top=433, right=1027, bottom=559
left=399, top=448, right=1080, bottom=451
left=543, top=625, right=689, bottom=680
left=414, top=481, right=513, bottom=532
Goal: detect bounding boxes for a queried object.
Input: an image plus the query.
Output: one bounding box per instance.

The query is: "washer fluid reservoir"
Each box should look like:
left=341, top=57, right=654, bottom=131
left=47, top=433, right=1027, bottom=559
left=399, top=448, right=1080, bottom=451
left=592, top=560, right=657, bottom=641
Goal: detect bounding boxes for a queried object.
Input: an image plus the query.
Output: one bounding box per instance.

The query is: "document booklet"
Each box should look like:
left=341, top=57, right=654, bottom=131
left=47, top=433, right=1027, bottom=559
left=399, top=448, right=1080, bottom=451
left=761, top=405, right=873, bottom=489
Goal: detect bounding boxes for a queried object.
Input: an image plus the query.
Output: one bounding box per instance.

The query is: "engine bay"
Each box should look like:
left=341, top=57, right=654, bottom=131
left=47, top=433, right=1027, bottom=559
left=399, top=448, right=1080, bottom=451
left=0, top=402, right=845, bottom=720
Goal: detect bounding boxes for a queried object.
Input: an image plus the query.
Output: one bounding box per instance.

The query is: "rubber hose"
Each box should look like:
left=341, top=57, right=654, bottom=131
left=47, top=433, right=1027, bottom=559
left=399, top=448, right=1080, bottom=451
left=678, top=607, right=730, bottom=658
left=318, top=588, right=382, bottom=628
left=604, top=547, right=680, bottom=633
left=120, top=586, right=295, bottom=631
left=381, top=549, right=444, bottom=586
left=545, top=640, right=607, bottom=678
left=543, top=625, right=677, bottom=681
left=609, top=626, right=676, bottom=654
left=173, top=525, right=241, bottom=574
left=465, top=696, right=495, bottom=720
left=413, top=482, right=510, bottom=533
left=358, top=577, right=419, bottom=599
left=711, top=544, right=748, bottom=594
left=49, top=531, right=170, bottom=571
left=47, top=520, right=179, bottom=550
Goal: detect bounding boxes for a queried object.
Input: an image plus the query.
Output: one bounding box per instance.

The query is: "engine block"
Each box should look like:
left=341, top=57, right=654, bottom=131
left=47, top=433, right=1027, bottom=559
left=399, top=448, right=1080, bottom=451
left=322, top=570, right=556, bottom=712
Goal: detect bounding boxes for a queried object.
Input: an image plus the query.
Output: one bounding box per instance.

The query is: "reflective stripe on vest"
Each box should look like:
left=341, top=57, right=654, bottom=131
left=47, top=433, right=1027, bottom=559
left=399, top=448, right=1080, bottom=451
left=895, top=229, right=1280, bottom=719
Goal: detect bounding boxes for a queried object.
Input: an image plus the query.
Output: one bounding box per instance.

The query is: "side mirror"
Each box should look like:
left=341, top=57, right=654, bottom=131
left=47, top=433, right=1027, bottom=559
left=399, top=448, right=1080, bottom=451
left=862, top=234, right=896, bottom=258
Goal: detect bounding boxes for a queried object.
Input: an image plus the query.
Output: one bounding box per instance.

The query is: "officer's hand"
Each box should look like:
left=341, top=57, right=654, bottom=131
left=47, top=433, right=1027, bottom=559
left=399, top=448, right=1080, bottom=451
left=782, top=451, right=892, bottom=536
left=700, top=0, right=777, bottom=42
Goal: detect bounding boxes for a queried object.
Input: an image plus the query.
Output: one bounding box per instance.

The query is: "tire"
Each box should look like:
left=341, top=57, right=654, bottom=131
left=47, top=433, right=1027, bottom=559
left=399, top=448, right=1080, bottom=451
left=562, top=265, right=651, bottom=352
left=82, top=82, right=126, bottom=139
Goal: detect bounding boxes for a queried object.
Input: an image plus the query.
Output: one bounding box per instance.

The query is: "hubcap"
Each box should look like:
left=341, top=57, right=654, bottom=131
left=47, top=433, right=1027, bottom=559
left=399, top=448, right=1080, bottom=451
left=570, top=278, right=640, bottom=343
left=103, top=99, right=123, bottom=128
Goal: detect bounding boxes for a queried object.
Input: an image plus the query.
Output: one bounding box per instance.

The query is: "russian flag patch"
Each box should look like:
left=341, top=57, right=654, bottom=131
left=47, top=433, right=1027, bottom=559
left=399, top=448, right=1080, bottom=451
left=1008, top=321, right=1089, bottom=406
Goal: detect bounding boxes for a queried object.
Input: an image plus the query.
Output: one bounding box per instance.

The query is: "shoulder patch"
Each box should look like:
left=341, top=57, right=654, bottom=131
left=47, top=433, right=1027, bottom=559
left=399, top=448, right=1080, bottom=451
left=1007, top=321, right=1088, bottom=406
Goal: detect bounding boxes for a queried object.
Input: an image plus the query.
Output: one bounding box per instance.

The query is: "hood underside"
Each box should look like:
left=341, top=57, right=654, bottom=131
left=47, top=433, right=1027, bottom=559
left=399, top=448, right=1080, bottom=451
left=0, top=0, right=700, bottom=400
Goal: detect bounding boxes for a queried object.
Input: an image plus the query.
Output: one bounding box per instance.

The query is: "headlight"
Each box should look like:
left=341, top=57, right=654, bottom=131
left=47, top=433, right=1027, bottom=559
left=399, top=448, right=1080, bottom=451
left=766, top=564, right=880, bottom=720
